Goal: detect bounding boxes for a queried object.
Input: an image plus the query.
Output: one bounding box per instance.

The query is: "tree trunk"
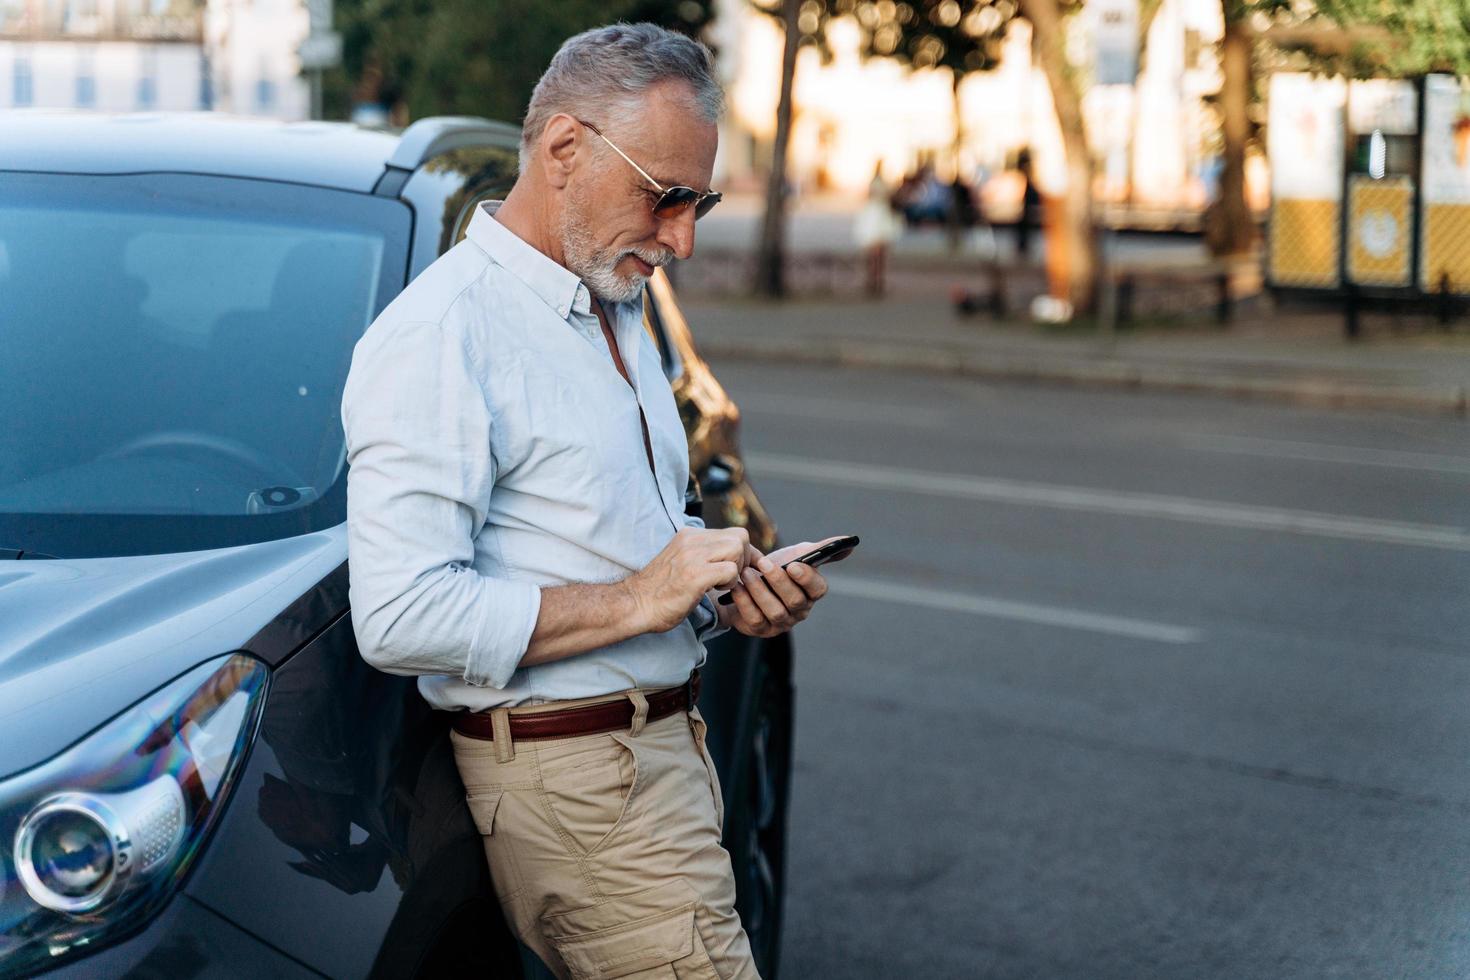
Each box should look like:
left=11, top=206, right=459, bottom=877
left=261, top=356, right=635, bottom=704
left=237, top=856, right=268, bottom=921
left=946, top=71, right=966, bottom=251
left=1205, top=4, right=1254, bottom=258
left=1021, top=0, right=1099, bottom=315
left=753, top=0, right=801, bottom=298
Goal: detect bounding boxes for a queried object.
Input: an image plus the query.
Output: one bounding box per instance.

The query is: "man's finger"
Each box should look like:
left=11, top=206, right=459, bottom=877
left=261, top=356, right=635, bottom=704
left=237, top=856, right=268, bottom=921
left=741, top=567, right=795, bottom=629
left=746, top=543, right=775, bottom=575
left=708, top=528, right=752, bottom=568
left=787, top=563, right=828, bottom=601
left=706, top=560, right=741, bottom=591
left=728, top=580, right=769, bottom=631
left=758, top=561, right=810, bottom=611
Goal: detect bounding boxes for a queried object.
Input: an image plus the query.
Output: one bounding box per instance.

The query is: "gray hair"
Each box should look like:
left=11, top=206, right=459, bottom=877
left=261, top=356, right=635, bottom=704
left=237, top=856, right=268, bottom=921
left=519, top=22, right=723, bottom=175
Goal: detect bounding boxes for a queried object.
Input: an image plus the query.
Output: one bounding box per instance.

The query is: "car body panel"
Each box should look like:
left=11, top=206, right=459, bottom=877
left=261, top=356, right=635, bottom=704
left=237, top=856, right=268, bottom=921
left=43, top=893, right=324, bottom=980
left=183, top=613, right=518, bottom=978
left=0, top=110, right=399, bottom=193
left=0, top=528, right=347, bottom=779
left=398, top=143, right=520, bottom=277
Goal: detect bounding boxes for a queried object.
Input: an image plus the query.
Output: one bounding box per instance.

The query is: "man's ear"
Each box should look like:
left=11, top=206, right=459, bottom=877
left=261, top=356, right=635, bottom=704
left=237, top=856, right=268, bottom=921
left=540, top=113, right=581, bottom=190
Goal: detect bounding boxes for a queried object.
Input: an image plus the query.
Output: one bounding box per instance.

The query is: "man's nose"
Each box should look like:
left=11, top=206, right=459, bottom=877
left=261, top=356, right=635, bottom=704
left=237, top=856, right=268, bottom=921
left=656, top=207, right=697, bottom=261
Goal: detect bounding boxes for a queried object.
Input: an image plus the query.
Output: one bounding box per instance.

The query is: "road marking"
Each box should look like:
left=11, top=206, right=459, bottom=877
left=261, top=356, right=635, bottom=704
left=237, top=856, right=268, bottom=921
left=746, top=452, right=1470, bottom=552
left=1182, top=434, right=1470, bottom=476
left=827, top=575, right=1203, bottom=644
left=737, top=392, right=947, bottom=428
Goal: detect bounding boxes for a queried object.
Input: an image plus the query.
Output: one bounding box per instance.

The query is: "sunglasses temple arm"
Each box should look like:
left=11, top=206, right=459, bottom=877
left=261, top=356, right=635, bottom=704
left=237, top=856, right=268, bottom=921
left=591, top=127, right=666, bottom=194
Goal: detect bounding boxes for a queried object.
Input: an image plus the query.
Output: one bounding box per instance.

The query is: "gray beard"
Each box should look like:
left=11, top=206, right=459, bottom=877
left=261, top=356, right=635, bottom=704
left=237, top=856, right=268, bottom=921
left=559, top=191, right=673, bottom=304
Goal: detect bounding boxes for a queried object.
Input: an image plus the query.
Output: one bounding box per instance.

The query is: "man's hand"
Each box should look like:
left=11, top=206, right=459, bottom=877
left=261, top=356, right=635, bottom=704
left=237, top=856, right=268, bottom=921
left=718, top=538, right=836, bottom=638
left=627, top=527, right=751, bottom=633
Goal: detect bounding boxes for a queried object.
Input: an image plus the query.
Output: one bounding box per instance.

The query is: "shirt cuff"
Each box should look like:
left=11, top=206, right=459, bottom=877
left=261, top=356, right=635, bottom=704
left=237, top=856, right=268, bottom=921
left=689, top=592, right=730, bottom=644
left=463, top=578, right=543, bottom=690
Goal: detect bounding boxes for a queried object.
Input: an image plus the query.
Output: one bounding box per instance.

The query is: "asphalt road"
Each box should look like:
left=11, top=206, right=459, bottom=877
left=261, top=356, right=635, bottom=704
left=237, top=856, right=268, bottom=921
left=706, top=359, right=1470, bottom=979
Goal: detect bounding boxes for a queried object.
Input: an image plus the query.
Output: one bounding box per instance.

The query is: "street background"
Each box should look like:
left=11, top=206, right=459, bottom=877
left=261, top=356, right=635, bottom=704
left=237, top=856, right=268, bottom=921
left=8, top=0, right=1470, bottom=975
left=678, top=194, right=1470, bottom=977
left=707, top=353, right=1470, bottom=978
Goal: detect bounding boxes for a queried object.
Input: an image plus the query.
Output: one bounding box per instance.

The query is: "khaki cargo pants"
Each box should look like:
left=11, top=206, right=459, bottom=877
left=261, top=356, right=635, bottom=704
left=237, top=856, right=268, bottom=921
left=449, top=694, right=760, bottom=979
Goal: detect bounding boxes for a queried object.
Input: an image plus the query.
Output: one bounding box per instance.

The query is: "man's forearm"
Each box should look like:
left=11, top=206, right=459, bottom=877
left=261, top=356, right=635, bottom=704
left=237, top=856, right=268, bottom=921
left=519, top=579, right=651, bottom=668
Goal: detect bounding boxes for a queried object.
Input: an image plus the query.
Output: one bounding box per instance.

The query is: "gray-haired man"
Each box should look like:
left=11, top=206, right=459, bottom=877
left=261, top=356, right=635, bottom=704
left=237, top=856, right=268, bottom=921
left=341, top=23, right=834, bottom=979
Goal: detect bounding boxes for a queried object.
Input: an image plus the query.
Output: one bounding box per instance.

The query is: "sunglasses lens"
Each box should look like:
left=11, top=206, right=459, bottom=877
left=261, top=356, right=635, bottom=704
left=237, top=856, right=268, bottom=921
left=652, top=188, right=722, bottom=220
left=693, top=191, right=722, bottom=219
left=652, top=187, right=701, bottom=219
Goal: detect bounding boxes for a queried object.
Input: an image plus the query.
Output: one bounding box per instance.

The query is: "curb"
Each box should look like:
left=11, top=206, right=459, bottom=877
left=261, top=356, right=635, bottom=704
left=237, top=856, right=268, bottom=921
left=695, top=337, right=1470, bottom=418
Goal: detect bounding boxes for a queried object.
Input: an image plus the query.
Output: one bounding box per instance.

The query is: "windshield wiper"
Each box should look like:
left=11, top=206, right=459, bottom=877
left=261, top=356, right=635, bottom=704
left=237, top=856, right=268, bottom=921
left=0, top=549, right=58, bottom=560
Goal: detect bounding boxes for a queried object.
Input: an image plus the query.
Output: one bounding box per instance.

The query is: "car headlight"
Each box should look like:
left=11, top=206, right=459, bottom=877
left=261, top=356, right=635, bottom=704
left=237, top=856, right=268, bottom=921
left=0, top=654, right=268, bottom=977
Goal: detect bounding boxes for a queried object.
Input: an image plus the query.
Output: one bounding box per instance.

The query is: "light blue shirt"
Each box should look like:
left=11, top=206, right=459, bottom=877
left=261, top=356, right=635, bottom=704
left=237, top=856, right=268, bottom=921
left=341, top=201, right=722, bottom=710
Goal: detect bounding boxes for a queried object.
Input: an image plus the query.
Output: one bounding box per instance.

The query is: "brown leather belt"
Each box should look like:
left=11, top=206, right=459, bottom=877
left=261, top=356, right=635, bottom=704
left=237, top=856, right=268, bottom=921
left=450, top=670, right=701, bottom=742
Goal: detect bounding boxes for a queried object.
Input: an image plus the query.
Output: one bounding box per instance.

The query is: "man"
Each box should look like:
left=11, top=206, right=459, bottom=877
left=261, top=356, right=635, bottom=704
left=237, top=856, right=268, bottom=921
left=341, top=23, right=832, bottom=979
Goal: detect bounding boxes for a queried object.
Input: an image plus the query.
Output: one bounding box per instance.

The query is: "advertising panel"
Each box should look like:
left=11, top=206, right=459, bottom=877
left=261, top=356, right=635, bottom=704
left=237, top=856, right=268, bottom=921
left=1420, top=74, right=1470, bottom=292
left=1268, top=73, right=1347, bottom=288
left=1347, top=175, right=1414, bottom=287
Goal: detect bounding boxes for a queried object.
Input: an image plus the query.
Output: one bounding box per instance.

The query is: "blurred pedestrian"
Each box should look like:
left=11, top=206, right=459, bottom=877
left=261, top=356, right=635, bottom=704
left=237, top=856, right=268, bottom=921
left=1015, top=147, right=1042, bottom=262
left=946, top=173, right=981, bottom=252
left=855, top=163, right=901, bottom=296
left=342, top=23, right=834, bottom=980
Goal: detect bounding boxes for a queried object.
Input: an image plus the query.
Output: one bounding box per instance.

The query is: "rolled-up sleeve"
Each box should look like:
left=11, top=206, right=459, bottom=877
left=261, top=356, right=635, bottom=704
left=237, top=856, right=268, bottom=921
left=341, top=319, right=540, bottom=690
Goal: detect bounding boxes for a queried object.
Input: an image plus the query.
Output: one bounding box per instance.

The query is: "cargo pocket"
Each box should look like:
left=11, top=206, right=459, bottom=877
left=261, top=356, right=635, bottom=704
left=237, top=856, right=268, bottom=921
left=542, top=888, right=720, bottom=980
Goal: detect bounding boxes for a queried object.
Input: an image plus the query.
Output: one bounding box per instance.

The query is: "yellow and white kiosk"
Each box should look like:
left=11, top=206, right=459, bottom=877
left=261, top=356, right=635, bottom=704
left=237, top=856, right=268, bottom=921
left=1267, top=72, right=1470, bottom=334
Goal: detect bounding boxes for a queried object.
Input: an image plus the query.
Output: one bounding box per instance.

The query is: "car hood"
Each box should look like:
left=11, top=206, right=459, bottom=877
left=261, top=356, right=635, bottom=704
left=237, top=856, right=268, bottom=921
left=0, top=525, right=347, bottom=778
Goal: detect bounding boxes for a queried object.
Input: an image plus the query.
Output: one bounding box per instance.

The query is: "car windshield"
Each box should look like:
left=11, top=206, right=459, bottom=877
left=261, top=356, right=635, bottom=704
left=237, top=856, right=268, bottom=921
left=0, top=172, right=410, bottom=558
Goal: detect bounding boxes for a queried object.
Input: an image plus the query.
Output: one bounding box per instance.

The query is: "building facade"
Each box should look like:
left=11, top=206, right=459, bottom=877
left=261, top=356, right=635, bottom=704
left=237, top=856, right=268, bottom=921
left=0, top=0, right=309, bottom=119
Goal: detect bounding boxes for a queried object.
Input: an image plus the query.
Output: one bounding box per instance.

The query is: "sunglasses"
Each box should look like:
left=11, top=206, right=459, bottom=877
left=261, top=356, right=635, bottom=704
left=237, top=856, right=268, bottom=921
left=576, top=118, right=722, bottom=220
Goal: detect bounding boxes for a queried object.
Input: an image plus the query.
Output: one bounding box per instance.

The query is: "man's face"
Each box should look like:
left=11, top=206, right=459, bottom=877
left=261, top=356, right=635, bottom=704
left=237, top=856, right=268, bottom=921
left=558, top=81, right=717, bottom=303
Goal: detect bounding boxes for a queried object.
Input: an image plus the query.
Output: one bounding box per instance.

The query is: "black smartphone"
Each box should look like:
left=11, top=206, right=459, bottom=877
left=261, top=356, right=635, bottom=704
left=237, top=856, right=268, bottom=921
left=717, top=535, right=859, bottom=605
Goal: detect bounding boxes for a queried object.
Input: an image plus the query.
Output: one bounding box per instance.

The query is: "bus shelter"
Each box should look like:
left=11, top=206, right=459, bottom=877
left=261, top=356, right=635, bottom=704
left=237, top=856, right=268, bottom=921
left=1267, top=72, right=1470, bottom=334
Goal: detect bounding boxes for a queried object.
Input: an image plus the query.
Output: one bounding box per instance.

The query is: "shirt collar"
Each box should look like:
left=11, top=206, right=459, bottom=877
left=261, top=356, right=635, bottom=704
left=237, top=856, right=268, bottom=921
left=465, top=200, right=592, bottom=320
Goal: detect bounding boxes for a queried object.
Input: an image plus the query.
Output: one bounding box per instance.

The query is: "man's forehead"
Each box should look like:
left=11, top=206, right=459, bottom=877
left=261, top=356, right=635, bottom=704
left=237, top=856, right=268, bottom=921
left=624, top=85, right=718, bottom=187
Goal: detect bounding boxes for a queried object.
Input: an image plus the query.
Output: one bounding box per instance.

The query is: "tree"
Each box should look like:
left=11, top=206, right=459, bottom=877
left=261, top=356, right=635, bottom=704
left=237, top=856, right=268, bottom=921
left=1010, top=0, right=1098, bottom=313
left=323, top=0, right=716, bottom=125
left=1203, top=0, right=1255, bottom=259
left=752, top=0, right=803, bottom=298
left=1254, top=0, right=1470, bottom=78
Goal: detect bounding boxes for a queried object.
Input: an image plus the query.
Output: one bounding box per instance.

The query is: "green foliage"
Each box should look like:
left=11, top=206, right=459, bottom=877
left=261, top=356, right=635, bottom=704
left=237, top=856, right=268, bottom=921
left=1253, top=0, right=1470, bottom=77
left=752, top=0, right=1024, bottom=78
left=323, top=0, right=716, bottom=124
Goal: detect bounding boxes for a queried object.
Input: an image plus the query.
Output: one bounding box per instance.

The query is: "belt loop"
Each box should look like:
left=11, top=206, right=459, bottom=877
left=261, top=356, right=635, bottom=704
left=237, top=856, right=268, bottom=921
left=491, top=707, right=515, bottom=763
left=627, top=690, right=650, bottom=737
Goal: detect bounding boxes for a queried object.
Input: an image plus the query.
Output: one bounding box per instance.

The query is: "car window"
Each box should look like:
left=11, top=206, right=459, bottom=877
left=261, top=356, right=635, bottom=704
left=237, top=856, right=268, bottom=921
left=415, top=145, right=518, bottom=253
left=0, top=172, right=410, bottom=558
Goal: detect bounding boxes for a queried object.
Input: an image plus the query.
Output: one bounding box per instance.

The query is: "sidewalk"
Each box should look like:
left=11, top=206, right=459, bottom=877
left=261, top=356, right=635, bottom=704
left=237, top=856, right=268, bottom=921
left=680, top=295, right=1470, bottom=417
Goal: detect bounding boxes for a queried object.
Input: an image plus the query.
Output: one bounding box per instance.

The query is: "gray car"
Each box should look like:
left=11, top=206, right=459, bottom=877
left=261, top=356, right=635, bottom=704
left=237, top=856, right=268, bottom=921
left=0, top=111, right=793, bottom=978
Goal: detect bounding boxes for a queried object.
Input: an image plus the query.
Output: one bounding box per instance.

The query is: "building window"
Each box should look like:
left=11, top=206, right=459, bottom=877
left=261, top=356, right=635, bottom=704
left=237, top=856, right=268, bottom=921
left=75, top=49, right=95, bottom=107
left=13, top=56, right=32, bottom=107
left=255, top=77, right=275, bottom=113
left=138, top=47, right=157, bottom=109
